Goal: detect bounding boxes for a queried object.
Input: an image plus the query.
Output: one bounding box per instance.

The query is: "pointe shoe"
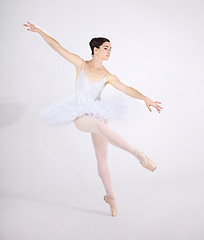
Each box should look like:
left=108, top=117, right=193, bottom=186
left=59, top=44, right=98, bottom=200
left=104, top=195, right=118, bottom=217
left=137, top=152, right=157, bottom=172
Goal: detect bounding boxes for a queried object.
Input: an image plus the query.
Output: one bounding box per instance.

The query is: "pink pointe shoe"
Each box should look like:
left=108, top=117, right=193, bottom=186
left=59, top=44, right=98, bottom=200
left=137, top=152, right=157, bottom=172
left=104, top=195, right=118, bottom=217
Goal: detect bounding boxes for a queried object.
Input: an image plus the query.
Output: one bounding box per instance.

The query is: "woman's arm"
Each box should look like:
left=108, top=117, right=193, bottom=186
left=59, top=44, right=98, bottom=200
left=38, top=28, right=82, bottom=66
left=107, top=75, right=163, bottom=113
left=23, top=22, right=82, bottom=67
left=107, top=75, right=146, bottom=100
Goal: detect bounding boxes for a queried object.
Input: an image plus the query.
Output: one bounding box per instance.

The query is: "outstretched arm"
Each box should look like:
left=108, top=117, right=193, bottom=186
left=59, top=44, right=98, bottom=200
left=107, top=75, right=163, bottom=113
left=23, top=21, right=82, bottom=67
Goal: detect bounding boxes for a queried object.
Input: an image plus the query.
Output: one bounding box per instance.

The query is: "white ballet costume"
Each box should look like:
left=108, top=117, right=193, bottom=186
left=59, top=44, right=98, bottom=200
left=40, top=60, right=134, bottom=124
left=39, top=60, right=156, bottom=216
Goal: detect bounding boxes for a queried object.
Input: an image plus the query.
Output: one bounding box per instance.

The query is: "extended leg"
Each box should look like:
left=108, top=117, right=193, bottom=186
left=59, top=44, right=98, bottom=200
left=74, top=115, right=156, bottom=171
left=74, top=115, right=138, bottom=155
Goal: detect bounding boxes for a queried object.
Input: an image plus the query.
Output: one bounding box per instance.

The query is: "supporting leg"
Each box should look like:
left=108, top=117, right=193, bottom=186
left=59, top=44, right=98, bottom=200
left=91, top=132, right=115, bottom=196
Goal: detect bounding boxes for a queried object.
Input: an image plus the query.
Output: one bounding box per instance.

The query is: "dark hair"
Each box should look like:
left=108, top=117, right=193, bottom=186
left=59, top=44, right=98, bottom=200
left=89, top=37, right=110, bottom=56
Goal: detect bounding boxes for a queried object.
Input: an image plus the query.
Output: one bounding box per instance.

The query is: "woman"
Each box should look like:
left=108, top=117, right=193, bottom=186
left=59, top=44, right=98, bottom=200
left=23, top=21, right=163, bottom=217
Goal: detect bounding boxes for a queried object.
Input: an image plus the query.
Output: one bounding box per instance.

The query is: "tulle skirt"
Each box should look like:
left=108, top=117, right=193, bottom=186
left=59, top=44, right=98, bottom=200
left=40, top=92, right=135, bottom=125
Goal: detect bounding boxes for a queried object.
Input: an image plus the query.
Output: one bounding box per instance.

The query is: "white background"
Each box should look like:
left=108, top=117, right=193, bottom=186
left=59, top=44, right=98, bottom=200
left=0, top=0, right=204, bottom=239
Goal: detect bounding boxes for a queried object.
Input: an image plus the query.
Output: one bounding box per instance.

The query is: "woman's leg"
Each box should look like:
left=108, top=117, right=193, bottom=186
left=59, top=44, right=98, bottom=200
left=91, top=131, right=115, bottom=196
left=91, top=120, right=118, bottom=210
left=74, top=115, right=147, bottom=163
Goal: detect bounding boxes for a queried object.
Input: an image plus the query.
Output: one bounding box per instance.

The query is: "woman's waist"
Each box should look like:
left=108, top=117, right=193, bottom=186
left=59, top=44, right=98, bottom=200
left=75, top=91, right=101, bottom=101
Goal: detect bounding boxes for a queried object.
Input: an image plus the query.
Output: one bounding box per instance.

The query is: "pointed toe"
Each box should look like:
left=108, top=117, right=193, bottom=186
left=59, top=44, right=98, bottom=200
left=138, top=152, right=157, bottom=172
left=104, top=195, right=118, bottom=217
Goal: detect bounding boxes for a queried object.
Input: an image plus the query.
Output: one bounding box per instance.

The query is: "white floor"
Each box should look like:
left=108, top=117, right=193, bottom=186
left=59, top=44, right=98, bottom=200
left=1, top=0, right=204, bottom=239
left=1, top=171, right=204, bottom=240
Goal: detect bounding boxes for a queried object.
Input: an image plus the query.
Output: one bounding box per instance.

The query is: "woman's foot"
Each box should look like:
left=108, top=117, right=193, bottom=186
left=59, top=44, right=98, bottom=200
left=137, top=152, right=157, bottom=171
left=104, top=195, right=118, bottom=217
left=132, top=149, right=157, bottom=172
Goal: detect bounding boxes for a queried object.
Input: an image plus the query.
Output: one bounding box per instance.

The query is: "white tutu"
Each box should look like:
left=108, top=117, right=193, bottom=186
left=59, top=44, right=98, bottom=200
left=40, top=92, right=135, bottom=125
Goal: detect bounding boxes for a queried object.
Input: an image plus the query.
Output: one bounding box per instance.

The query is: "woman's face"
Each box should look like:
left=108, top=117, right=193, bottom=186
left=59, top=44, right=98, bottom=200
left=95, top=42, right=112, bottom=60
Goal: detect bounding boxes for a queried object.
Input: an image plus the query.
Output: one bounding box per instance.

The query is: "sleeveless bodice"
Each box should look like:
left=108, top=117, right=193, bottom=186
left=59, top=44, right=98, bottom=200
left=40, top=59, right=135, bottom=124
left=75, top=60, right=109, bottom=101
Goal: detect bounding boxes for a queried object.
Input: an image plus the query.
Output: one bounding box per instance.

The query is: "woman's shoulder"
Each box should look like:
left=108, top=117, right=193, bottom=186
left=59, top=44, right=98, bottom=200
left=105, top=73, right=119, bottom=86
left=106, top=73, right=118, bottom=80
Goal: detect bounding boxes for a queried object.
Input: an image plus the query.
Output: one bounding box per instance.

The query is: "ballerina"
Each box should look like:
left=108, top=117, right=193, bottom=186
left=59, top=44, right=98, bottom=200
left=23, top=21, right=163, bottom=217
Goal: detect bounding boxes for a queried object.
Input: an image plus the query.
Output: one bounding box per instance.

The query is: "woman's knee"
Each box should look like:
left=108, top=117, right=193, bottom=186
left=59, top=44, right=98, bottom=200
left=96, top=120, right=109, bottom=133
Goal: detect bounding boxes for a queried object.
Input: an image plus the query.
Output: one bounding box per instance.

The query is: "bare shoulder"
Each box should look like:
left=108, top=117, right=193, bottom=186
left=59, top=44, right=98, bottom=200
left=105, top=73, right=128, bottom=92
left=105, top=73, right=120, bottom=85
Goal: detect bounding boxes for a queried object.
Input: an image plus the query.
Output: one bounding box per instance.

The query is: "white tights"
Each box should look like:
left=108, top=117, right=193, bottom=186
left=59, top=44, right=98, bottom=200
left=73, top=115, right=145, bottom=199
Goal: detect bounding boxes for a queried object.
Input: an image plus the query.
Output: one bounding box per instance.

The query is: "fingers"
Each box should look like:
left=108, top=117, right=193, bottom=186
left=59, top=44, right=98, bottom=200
left=23, top=21, right=34, bottom=27
left=145, top=99, right=163, bottom=113
left=151, top=103, right=163, bottom=113
left=147, top=103, right=162, bottom=113
left=153, top=101, right=163, bottom=110
left=147, top=105, right=152, bottom=112
left=157, top=105, right=163, bottom=109
left=156, top=106, right=162, bottom=112
left=155, top=105, right=160, bottom=113
left=23, top=21, right=36, bottom=32
left=156, top=105, right=163, bottom=109
left=157, top=106, right=162, bottom=113
left=23, top=23, right=30, bottom=31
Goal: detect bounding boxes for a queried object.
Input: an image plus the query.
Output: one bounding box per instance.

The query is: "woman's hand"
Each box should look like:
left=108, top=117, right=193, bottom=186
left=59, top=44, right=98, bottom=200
left=23, top=21, right=39, bottom=33
left=144, top=97, right=163, bottom=113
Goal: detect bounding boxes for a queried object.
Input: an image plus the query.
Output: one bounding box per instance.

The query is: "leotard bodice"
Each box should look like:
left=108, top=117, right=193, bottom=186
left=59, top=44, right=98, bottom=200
left=40, top=60, right=134, bottom=124
left=75, top=60, right=109, bottom=101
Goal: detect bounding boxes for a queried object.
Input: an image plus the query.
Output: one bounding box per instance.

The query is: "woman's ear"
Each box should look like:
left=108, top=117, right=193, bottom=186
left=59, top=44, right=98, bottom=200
left=94, top=47, right=98, bottom=54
